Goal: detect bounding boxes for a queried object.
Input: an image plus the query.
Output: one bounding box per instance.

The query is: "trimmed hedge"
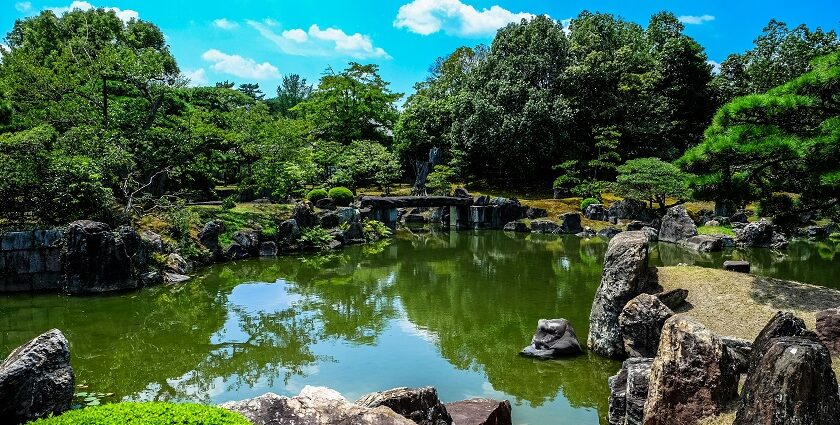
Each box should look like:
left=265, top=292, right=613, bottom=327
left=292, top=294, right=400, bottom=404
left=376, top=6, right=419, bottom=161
left=306, top=188, right=328, bottom=203
left=328, top=187, right=354, bottom=207
left=28, top=402, right=250, bottom=425
left=580, top=197, right=599, bottom=212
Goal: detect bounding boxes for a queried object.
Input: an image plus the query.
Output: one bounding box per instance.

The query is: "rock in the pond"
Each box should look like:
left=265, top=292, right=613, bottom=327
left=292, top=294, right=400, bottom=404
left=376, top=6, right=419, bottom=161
left=315, top=197, right=336, bottom=210
left=165, top=253, right=190, bottom=275
left=619, top=294, right=674, bottom=358
left=0, top=329, right=75, bottom=423
left=199, top=220, right=224, bottom=260
left=723, top=260, right=750, bottom=273
left=503, top=221, right=529, bottom=233
left=658, top=205, right=697, bottom=244
left=278, top=219, right=301, bottom=244
left=720, top=336, right=752, bottom=374
left=61, top=220, right=138, bottom=294
left=609, top=357, right=654, bottom=425
left=356, top=387, right=451, bottom=425
left=816, top=307, right=840, bottom=355
left=445, top=399, right=511, bottom=425
left=735, top=219, right=789, bottom=249
left=748, top=311, right=809, bottom=375
left=222, top=388, right=415, bottom=425
left=683, top=235, right=722, bottom=252
left=655, top=288, right=688, bottom=310
left=734, top=336, right=840, bottom=425
left=559, top=213, right=583, bottom=234
left=232, top=229, right=261, bottom=255
left=530, top=219, right=559, bottom=234
left=225, top=243, right=250, bottom=260
left=164, top=272, right=191, bottom=283
left=259, top=242, right=277, bottom=257
left=520, top=319, right=583, bottom=359
left=585, top=203, right=609, bottom=221
left=588, top=231, right=650, bottom=359
left=608, top=366, right=628, bottom=425
left=294, top=202, right=319, bottom=229
left=643, top=316, right=739, bottom=425
left=597, top=227, right=622, bottom=239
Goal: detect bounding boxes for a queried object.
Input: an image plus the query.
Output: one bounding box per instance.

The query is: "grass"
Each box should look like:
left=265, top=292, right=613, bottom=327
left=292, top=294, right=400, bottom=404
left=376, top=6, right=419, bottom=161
left=697, top=225, right=736, bottom=237
left=28, top=402, right=250, bottom=424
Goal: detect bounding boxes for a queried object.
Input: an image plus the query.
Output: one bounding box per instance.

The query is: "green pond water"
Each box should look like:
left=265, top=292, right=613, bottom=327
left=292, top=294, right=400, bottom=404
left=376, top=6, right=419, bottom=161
left=1, top=230, right=840, bottom=425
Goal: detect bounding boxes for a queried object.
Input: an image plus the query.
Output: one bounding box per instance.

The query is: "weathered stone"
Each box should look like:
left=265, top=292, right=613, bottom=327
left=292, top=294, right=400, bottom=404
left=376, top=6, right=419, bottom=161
left=704, top=220, right=720, bottom=227
left=619, top=294, right=674, bottom=358
left=503, top=221, right=529, bottom=233
left=32, top=230, right=62, bottom=248
left=453, top=187, right=471, bottom=198
left=526, top=207, right=548, bottom=219
left=626, top=221, right=645, bottom=231
left=225, top=243, right=250, bottom=260
left=658, top=205, right=697, bottom=244
left=608, top=199, right=653, bottom=221
left=530, top=219, right=559, bottom=234
left=584, top=204, right=609, bottom=221
left=520, top=319, right=582, bottom=359
left=642, top=316, right=739, bottom=425
left=608, top=366, right=628, bottom=425
left=588, top=231, right=650, bottom=359
left=749, top=311, right=809, bottom=375
left=816, top=307, right=840, bottom=355
left=336, top=207, right=360, bottom=225
left=61, top=221, right=138, bottom=294
left=356, top=387, right=451, bottom=425
left=735, top=219, right=788, bottom=249
left=444, top=399, right=511, bottom=425
left=140, top=230, right=163, bottom=253
left=199, top=221, right=225, bottom=260
left=1, top=232, right=33, bottom=251
left=720, top=336, right=752, bottom=374
left=164, top=272, right=191, bottom=283
left=278, top=219, right=301, bottom=243
left=683, top=235, right=722, bottom=252
left=734, top=337, right=840, bottom=425
left=474, top=195, right=490, bottom=206
left=597, top=227, right=622, bottom=239
left=318, top=211, right=340, bottom=229
left=642, top=227, right=659, bottom=242
left=294, top=202, right=319, bottom=229
left=723, top=260, right=750, bottom=273
left=729, top=211, right=749, bottom=224
left=806, top=225, right=828, bottom=239
left=232, top=229, right=261, bottom=255
left=343, top=222, right=365, bottom=242
left=404, top=212, right=430, bottom=224
left=222, top=388, right=415, bottom=425
left=655, top=288, right=688, bottom=310
left=609, top=357, right=654, bottom=425
left=559, top=213, right=583, bottom=234
left=166, top=253, right=190, bottom=275
left=259, top=242, right=278, bottom=257
left=0, top=329, right=74, bottom=423
left=314, top=197, right=336, bottom=210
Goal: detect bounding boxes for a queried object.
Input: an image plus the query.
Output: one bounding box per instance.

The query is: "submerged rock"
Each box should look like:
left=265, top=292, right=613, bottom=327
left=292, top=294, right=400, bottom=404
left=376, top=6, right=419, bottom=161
left=503, top=221, right=529, bottom=233
left=520, top=319, right=582, bottom=359
left=0, top=329, right=75, bottom=423
left=444, top=399, right=511, bottom=425
left=356, top=387, right=451, bottom=425
left=619, top=294, right=673, bottom=358
left=658, top=205, right=697, bottom=244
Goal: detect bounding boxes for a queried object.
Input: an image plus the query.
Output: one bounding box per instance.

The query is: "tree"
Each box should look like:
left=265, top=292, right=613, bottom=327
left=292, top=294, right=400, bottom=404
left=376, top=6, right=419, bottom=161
left=237, top=83, right=265, bottom=101
left=293, top=63, right=402, bottom=145
left=268, top=74, right=312, bottom=117
left=425, top=165, right=456, bottom=196
left=614, top=158, right=692, bottom=211
left=331, top=140, right=402, bottom=193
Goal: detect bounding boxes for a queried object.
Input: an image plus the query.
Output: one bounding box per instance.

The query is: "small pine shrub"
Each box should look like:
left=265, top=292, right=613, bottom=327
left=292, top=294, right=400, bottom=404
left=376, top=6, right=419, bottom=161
left=328, top=187, right=354, bottom=207
left=580, top=197, right=599, bottom=212
left=221, top=195, right=237, bottom=210
left=306, top=188, right=329, bottom=203
left=28, top=402, right=250, bottom=425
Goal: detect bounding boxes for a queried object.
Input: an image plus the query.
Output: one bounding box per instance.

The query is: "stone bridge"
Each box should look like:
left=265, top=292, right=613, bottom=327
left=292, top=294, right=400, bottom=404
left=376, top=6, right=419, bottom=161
left=359, top=195, right=537, bottom=230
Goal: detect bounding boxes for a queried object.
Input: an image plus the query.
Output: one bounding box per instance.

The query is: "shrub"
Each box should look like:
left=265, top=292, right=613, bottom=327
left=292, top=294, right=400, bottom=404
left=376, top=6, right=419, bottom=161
left=29, top=402, right=250, bottom=425
left=306, top=188, right=328, bottom=203
left=300, top=226, right=334, bottom=250
left=362, top=219, right=391, bottom=241
left=328, top=187, right=354, bottom=207
left=426, top=165, right=456, bottom=196
left=580, top=197, right=599, bottom=212
left=221, top=195, right=237, bottom=210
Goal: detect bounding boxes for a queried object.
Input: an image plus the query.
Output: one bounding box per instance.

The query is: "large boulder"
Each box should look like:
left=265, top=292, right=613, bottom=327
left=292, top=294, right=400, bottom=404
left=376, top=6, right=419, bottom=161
left=748, top=311, right=809, bottom=375
left=222, top=387, right=415, bottom=425
left=609, top=357, right=654, bottom=425
left=293, top=202, right=319, bottom=229
left=683, top=235, right=722, bottom=252
left=277, top=219, right=301, bottom=244
left=735, top=219, right=788, bottom=249
left=530, top=219, right=559, bottom=234
left=232, top=229, right=261, bottom=255
left=444, top=399, right=511, bottom=425
left=165, top=253, right=190, bottom=275
left=199, top=220, right=224, bottom=260
left=61, top=220, right=138, bottom=294
left=519, top=319, right=582, bottom=359
left=356, top=387, right=451, bottom=425
left=619, top=294, right=674, bottom=358
left=584, top=204, right=609, bottom=221
left=642, top=316, right=739, bottom=425
left=314, top=197, right=336, bottom=210
left=608, top=199, right=654, bottom=222
left=0, top=329, right=75, bottom=423
left=588, top=231, right=650, bottom=358
left=816, top=307, right=840, bottom=355
left=559, top=213, right=583, bottom=234
left=658, top=205, right=697, bottom=244
left=734, top=337, right=840, bottom=425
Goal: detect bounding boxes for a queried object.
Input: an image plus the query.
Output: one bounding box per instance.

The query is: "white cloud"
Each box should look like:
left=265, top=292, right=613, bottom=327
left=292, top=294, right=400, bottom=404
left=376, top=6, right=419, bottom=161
left=678, top=14, right=715, bottom=25
left=394, top=0, right=534, bottom=37
left=249, top=21, right=390, bottom=59
left=47, top=1, right=139, bottom=23
left=15, top=2, right=33, bottom=12
left=707, top=60, right=721, bottom=74
left=213, top=18, right=239, bottom=30
left=183, top=68, right=208, bottom=86
left=201, top=49, right=280, bottom=79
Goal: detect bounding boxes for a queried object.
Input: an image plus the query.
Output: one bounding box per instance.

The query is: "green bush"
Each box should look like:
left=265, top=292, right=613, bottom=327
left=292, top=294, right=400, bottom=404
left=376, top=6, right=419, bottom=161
left=426, top=165, right=456, bottom=196
left=221, top=195, right=237, bottom=210
left=580, top=197, right=599, bottom=212
left=28, top=402, right=250, bottom=425
left=757, top=193, right=800, bottom=226
left=306, top=188, right=329, bottom=203
left=328, top=187, right=354, bottom=207
left=300, top=226, right=334, bottom=250
left=362, top=219, right=391, bottom=241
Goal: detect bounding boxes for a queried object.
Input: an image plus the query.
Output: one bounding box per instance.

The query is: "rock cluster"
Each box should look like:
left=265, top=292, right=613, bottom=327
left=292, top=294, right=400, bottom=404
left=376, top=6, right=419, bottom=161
left=356, top=387, right=451, bottom=425
left=735, top=219, right=788, bottom=249
left=608, top=357, right=653, bottom=425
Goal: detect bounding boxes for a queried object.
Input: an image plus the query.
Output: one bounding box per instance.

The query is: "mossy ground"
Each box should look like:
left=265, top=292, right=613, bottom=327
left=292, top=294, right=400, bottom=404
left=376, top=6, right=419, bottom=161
left=658, top=266, right=840, bottom=424
left=697, top=225, right=736, bottom=237
left=28, top=402, right=250, bottom=425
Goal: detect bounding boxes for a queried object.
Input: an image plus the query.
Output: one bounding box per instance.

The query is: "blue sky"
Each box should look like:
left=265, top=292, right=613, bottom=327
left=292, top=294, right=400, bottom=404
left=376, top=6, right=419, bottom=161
left=3, top=0, right=839, bottom=100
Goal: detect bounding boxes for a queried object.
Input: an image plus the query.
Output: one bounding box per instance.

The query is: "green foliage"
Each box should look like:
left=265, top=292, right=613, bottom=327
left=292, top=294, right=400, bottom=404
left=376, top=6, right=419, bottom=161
left=168, top=207, right=200, bottom=259
left=614, top=158, right=693, bottom=210
left=28, top=402, right=250, bottom=425
left=362, top=219, right=392, bottom=242
left=221, top=195, right=237, bottom=210
left=267, top=74, right=312, bottom=118
left=697, top=225, right=736, bottom=237
left=580, top=198, right=599, bottom=212
left=426, top=165, right=456, bottom=196
left=331, top=140, right=401, bottom=192
left=328, top=187, right=354, bottom=207
left=300, top=226, right=334, bottom=250
left=306, top=188, right=329, bottom=203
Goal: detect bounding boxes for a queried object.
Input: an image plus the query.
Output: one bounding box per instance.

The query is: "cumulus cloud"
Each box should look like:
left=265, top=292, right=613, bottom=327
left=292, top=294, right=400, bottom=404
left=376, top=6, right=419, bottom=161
left=201, top=49, right=280, bottom=79
left=394, top=0, right=534, bottom=37
left=213, top=18, right=239, bottom=30
left=47, top=1, right=139, bottom=22
left=249, top=21, right=390, bottom=59
left=183, top=68, right=208, bottom=86
left=678, top=14, right=715, bottom=25
left=15, top=2, right=33, bottom=12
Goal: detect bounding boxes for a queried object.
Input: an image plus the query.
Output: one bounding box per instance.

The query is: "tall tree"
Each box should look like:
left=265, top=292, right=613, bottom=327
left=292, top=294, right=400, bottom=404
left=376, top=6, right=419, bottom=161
left=268, top=74, right=312, bottom=117
left=237, top=83, right=265, bottom=101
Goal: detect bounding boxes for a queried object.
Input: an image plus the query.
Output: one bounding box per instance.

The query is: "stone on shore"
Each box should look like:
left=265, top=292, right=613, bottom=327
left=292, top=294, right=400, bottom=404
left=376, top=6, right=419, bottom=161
left=654, top=288, right=688, bottom=310
left=683, top=235, right=722, bottom=252
left=503, top=221, right=529, bottom=233
left=608, top=357, right=654, bottom=425
left=619, top=294, right=674, bottom=358
left=520, top=319, right=582, bottom=359
left=356, top=387, right=451, bottom=425
left=816, top=307, right=840, bottom=354
left=723, top=260, right=750, bottom=273
left=61, top=220, right=138, bottom=293
left=559, top=213, right=583, bottom=234
left=0, top=329, right=75, bottom=423
left=658, top=205, right=697, bottom=244
left=445, top=399, right=511, bottom=425
left=530, top=219, right=559, bottom=234
left=748, top=311, right=809, bottom=375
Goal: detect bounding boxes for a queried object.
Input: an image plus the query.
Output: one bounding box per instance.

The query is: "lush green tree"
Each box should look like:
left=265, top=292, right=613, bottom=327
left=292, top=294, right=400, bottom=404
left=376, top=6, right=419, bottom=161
left=331, top=140, right=402, bottom=192
left=268, top=74, right=312, bottom=117
left=237, top=83, right=265, bottom=101
left=425, top=165, right=456, bottom=196
left=613, top=158, right=692, bottom=210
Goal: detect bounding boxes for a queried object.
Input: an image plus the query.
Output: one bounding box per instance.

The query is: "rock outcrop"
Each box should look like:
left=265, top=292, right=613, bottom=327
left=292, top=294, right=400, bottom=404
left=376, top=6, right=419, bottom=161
left=816, top=307, right=840, bottom=354
left=559, top=213, right=583, bottom=234
left=619, top=294, right=674, bottom=358
left=520, top=319, right=582, bottom=359
left=643, top=316, right=739, bottom=425
left=61, top=220, right=140, bottom=293
left=0, top=329, right=75, bottom=423
left=735, top=219, right=788, bottom=249
left=356, top=387, right=451, bottom=425
left=588, top=231, right=650, bottom=358
left=609, top=357, right=654, bottom=425
left=748, top=311, right=809, bottom=375
left=658, top=206, right=697, bottom=244
left=735, top=337, right=840, bottom=425
left=293, top=202, right=319, bottom=229
left=585, top=204, right=609, bottom=221
left=199, top=220, right=224, bottom=261
left=444, top=399, right=511, bottom=425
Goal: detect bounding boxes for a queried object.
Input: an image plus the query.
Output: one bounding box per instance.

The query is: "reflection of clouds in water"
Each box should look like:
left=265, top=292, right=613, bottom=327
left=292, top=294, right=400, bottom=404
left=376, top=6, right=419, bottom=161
left=395, top=317, right=439, bottom=344
left=211, top=281, right=302, bottom=345
left=558, top=257, right=571, bottom=270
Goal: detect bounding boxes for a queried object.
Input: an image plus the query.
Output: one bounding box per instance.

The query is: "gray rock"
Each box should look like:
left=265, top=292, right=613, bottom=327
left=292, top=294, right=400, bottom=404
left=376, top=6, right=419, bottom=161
left=816, top=307, right=840, bottom=355
left=729, top=211, right=749, bottom=224
left=140, top=230, right=163, bottom=253
left=530, top=219, right=559, bottom=234
left=749, top=311, right=810, bottom=376
left=619, top=294, right=674, bottom=358
left=343, top=222, right=365, bottom=242
left=608, top=199, right=653, bottom=221
left=318, top=211, right=340, bottom=228
left=294, top=202, right=319, bottom=229
left=588, top=231, right=650, bottom=359
left=585, top=204, right=609, bottom=221
left=735, top=337, right=840, bottom=425
left=520, top=319, right=583, bottom=359
left=278, top=219, right=301, bottom=243
left=444, top=399, right=511, bottom=425
left=232, top=229, right=261, bottom=255
left=626, top=221, right=645, bottom=231
left=165, top=253, right=190, bottom=275
left=315, top=197, right=337, bottom=210
left=609, top=357, right=654, bottom=425
left=720, top=336, right=752, bottom=374
left=356, top=387, right=451, bottom=425
left=259, top=242, right=278, bottom=257
left=526, top=207, right=548, bottom=219
left=642, top=227, right=659, bottom=242
left=199, top=221, right=225, bottom=260
left=704, top=220, right=720, bottom=227
left=336, top=207, right=360, bottom=225
left=453, top=187, right=471, bottom=198
left=225, top=243, right=250, bottom=260
left=655, top=288, right=688, bottom=310
left=164, top=272, right=191, bottom=283
left=474, top=195, right=490, bottom=206
left=597, top=227, right=622, bottom=239
left=61, top=220, right=138, bottom=294
left=736, top=219, right=788, bottom=249
left=683, top=235, right=722, bottom=252
left=503, top=221, right=529, bottom=233
left=658, top=205, right=697, bottom=244
left=643, top=316, right=739, bottom=425
left=608, top=365, right=628, bottom=425
left=723, top=260, right=750, bottom=273
left=559, top=213, right=583, bottom=234
left=0, top=329, right=74, bottom=423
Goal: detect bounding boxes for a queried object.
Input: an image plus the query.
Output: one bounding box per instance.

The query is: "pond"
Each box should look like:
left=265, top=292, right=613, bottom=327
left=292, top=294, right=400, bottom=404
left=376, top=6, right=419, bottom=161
left=1, top=230, right=840, bottom=425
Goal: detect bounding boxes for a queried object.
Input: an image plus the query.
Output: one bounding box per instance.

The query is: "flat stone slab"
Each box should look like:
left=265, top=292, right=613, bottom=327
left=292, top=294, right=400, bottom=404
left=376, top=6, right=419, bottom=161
left=445, top=399, right=512, bottom=425
left=723, top=260, right=750, bottom=273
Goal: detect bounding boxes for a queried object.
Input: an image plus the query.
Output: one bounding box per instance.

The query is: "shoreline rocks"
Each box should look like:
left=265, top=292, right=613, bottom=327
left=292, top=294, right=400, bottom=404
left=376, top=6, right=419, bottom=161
left=445, top=399, right=511, bottom=425
left=658, top=206, right=697, bottom=244
left=619, top=294, right=674, bottom=358
left=356, top=387, right=451, bottom=425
